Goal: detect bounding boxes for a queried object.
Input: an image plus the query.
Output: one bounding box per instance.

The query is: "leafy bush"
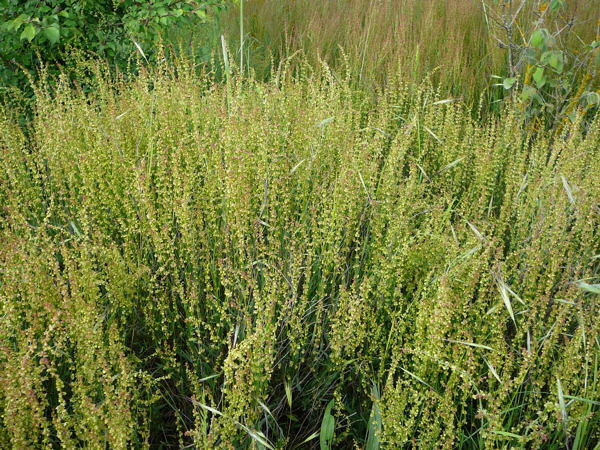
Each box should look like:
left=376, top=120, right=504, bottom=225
left=0, top=62, right=598, bottom=448
left=0, top=0, right=226, bottom=92
left=487, top=0, right=599, bottom=128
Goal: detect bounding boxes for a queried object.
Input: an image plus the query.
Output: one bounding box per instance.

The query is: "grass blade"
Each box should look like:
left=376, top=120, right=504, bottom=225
left=496, top=276, right=516, bottom=326
left=365, top=383, right=382, bottom=450
left=399, top=367, right=441, bottom=396
left=484, top=358, right=502, bottom=383
left=445, top=339, right=495, bottom=351
left=490, top=430, right=521, bottom=439
left=576, top=281, right=600, bottom=294
left=557, top=377, right=567, bottom=423
left=560, top=175, right=575, bottom=205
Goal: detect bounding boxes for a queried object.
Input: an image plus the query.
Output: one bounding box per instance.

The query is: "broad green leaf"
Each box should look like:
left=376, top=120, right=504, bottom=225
left=20, top=24, right=37, bottom=42
left=43, top=25, right=60, bottom=45
left=503, top=77, right=516, bottom=90
left=549, top=52, right=564, bottom=73
left=533, top=67, right=545, bottom=88
left=530, top=29, right=547, bottom=48
left=541, top=51, right=553, bottom=64
left=320, top=400, right=335, bottom=450
left=7, top=14, right=27, bottom=31
left=521, top=85, right=537, bottom=101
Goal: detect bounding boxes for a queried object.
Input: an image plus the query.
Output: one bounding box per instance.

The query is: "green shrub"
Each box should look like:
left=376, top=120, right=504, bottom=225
left=0, top=0, right=226, bottom=93
left=0, top=62, right=598, bottom=448
left=487, top=0, right=599, bottom=129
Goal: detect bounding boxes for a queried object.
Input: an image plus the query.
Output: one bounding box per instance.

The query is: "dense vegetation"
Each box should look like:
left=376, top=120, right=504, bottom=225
left=0, top=1, right=599, bottom=449
left=0, top=0, right=226, bottom=96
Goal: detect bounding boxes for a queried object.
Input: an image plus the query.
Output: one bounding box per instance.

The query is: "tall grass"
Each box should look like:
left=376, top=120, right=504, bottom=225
left=0, top=61, right=598, bottom=448
left=216, top=0, right=599, bottom=106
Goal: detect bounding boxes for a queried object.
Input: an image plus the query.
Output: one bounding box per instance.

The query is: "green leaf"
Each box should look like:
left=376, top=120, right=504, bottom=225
left=557, top=377, right=567, bottom=423
left=490, top=430, right=522, bottom=439
left=577, top=281, right=600, bottom=294
left=540, top=51, right=552, bottom=64
left=549, top=0, right=565, bottom=11
left=533, top=67, right=545, bottom=88
left=549, top=52, right=564, bottom=73
left=521, top=85, right=537, bottom=101
left=497, top=279, right=516, bottom=326
left=320, top=400, right=335, bottom=450
left=20, top=24, right=37, bottom=42
left=445, top=338, right=495, bottom=351
left=502, top=77, right=516, bottom=90
left=585, top=92, right=600, bottom=106
left=564, top=395, right=600, bottom=405
left=317, top=116, right=335, bottom=127
left=530, top=29, right=547, bottom=48
left=7, top=14, right=27, bottom=32
left=284, top=379, right=292, bottom=409
left=300, top=431, right=320, bottom=445
left=484, top=358, right=502, bottom=384
left=43, top=25, right=60, bottom=45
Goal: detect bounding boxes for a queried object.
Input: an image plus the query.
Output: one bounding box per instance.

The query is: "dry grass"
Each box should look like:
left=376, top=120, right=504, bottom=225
left=217, top=0, right=599, bottom=106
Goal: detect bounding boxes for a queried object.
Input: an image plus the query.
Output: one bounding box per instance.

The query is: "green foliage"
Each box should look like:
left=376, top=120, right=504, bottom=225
left=0, top=60, right=598, bottom=447
left=320, top=400, right=336, bottom=449
left=491, top=0, right=599, bottom=128
left=0, top=0, right=226, bottom=92
left=365, top=383, right=382, bottom=450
